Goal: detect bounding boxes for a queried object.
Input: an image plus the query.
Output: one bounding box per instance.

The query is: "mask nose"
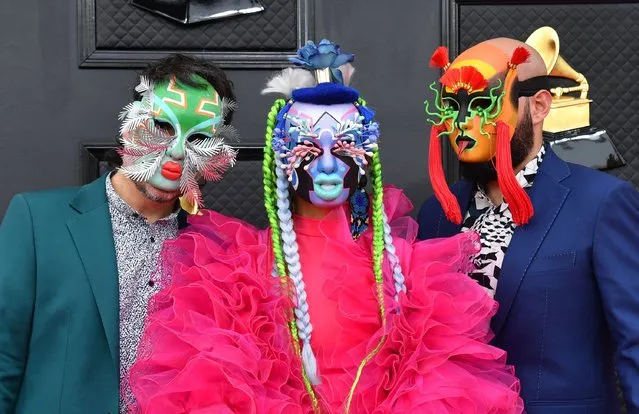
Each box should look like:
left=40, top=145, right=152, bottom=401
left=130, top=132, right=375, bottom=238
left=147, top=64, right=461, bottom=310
left=317, top=130, right=338, bottom=174
left=458, top=117, right=474, bottom=132
left=166, top=137, right=185, bottom=160
left=455, top=104, right=471, bottom=130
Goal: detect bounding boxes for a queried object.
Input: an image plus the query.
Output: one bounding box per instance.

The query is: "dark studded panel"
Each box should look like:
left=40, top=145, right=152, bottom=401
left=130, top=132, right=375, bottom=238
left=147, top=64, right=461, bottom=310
left=457, top=2, right=639, bottom=186
left=201, top=156, right=268, bottom=228
left=95, top=0, right=297, bottom=50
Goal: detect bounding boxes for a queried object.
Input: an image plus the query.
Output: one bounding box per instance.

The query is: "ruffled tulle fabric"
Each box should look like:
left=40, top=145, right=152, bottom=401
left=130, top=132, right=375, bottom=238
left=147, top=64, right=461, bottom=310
left=125, top=213, right=310, bottom=413
left=126, top=186, right=523, bottom=413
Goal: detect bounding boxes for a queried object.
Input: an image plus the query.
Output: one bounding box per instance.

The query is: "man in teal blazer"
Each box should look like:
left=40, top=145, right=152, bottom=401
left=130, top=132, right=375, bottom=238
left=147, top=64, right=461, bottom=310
left=0, top=54, right=238, bottom=413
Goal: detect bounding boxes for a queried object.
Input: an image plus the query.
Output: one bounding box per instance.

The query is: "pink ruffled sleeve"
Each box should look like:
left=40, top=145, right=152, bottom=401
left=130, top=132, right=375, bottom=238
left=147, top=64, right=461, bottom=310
left=125, top=211, right=309, bottom=414
left=346, top=186, right=524, bottom=413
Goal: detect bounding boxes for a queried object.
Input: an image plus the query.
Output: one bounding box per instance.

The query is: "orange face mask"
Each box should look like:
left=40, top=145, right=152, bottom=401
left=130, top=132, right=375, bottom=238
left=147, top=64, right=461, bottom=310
left=425, top=44, right=535, bottom=226
left=426, top=43, right=522, bottom=163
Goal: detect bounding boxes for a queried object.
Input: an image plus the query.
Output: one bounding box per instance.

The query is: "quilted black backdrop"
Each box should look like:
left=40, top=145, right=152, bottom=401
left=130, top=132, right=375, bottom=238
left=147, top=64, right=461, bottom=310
left=95, top=0, right=297, bottom=50
left=82, top=145, right=268, bottom=228
left=445, top=1, right=639, bottom=187
left=201, top=148, right=267, bottom=228
left=78, top=0, right=312, bottom=67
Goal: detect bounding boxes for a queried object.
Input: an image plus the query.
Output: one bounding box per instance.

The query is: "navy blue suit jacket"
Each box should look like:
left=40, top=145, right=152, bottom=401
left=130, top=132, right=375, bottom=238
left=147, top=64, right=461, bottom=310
left=417, top=147, right=639, bottom=413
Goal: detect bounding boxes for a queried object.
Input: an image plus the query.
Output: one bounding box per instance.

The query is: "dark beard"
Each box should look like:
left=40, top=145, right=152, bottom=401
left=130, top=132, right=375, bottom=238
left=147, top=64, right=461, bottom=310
left=460, top=107, right=534, bottom=187
left=134, top=181, right=180, bottom=203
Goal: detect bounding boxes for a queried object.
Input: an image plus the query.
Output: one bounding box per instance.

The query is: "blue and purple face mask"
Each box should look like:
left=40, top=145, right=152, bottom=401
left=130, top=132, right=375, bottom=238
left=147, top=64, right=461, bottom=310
left=273, top=101, right=379, bottom=208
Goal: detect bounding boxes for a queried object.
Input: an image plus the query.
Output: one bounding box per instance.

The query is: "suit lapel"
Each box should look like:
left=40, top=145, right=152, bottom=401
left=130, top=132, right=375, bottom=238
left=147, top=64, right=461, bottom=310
left=66, top=175, right=119, bottom=369
left=491, top=148, right=571, bottom=336
left=456, top=180, right=474, bottom=219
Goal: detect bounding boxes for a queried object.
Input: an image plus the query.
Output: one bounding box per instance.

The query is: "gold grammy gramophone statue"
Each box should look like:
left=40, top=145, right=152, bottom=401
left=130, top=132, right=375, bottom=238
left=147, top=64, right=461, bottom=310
left=526, top=26, right=591, bottom=133
left=525, top=26, right=625, bottom=170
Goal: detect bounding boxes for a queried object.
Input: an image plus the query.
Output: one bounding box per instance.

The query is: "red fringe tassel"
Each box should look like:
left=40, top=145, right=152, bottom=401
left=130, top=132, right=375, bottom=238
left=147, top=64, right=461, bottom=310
left=496, top=121, right=534, bottom=225
left=429, top=126, right=462, bottom=224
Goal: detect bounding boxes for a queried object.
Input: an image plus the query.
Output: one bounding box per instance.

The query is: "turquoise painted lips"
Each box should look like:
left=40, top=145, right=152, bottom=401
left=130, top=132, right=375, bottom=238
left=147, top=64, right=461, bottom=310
left=312, top=173, right=344, bottom=200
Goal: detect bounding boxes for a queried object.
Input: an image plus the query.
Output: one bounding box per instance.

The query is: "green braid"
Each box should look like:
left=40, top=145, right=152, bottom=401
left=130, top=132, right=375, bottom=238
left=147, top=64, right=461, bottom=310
left=370, top=150, right=386, bottom=314
left=263, top=99, right=287, bottom=280
left=356, top=97, right=385, bottom=307
left=263, top=98, right=320, bottom=409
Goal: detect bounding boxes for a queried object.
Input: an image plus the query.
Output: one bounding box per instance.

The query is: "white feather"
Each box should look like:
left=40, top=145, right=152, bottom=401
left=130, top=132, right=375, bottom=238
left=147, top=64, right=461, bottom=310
left=135, top=76, right=152, bottom=94
left=339, top=63, right=356, bottom=86
left=221, top=98, right=238, bottom=119
left=261, top=68, right=316, bottom=98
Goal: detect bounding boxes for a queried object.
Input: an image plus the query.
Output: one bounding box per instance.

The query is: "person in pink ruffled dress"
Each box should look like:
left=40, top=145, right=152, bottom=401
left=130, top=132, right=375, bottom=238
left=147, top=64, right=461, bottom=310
left=125, top=40, right=524, bottom=413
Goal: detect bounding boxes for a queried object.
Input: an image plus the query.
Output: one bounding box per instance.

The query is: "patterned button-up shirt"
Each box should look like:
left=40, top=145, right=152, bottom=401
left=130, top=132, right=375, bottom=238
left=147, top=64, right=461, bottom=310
left=461, top=146, right=545, bottom=298
left=105, top=175, right=179, bottom=412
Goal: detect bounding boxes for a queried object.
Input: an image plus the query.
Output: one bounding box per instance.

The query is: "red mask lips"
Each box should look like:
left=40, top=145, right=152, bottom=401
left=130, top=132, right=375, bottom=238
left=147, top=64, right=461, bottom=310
left=161, top=161, right=182, bottom=180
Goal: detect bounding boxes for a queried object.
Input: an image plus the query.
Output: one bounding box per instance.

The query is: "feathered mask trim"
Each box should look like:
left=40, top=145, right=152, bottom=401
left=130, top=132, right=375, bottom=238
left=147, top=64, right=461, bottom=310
left=117, top=76, right=239, bottom=213
left=509, top=46, right=531, bottom=69
left=430, top=46, right=450, bottom=70
left=439, top=66, right=489, bottom=94
left=261, top=68, right=316, bottom=97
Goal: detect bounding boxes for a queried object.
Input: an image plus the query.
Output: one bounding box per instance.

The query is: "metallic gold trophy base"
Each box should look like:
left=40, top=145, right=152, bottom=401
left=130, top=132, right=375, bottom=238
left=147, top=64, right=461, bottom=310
left=526, top=26, right=626, bottom=171
left=545, top=97, right=592, bottom=133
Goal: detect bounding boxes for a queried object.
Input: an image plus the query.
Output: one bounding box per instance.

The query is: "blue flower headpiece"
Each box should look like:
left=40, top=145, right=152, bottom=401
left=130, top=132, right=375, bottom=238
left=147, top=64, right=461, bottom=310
left=288, top=39, right=361, bottom=105
left=289, top=39, right=354, bottom=84
left=269, top=38, right=379, bottom=172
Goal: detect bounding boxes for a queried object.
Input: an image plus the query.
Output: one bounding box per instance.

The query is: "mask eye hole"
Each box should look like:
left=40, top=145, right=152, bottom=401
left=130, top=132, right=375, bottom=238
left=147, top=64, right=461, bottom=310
left=187, top=133, right=208, bottom=143
left=292, top=141, right=323, bottom=164
left=302, top=141, right=322, bottom=154
left=471, top=97, right=492, bottom=111
left=154, top=119, right=175, bottom=136
left=331, top=139, right=352, bottom=156
left=441, top=98, right=459, bottom=112
left=337, top=137, right=354, bottom=144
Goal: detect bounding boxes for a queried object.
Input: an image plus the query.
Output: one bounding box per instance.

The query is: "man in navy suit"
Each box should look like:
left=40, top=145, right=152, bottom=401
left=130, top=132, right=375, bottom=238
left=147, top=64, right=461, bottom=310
left=418, top=37, right=639, bottom=413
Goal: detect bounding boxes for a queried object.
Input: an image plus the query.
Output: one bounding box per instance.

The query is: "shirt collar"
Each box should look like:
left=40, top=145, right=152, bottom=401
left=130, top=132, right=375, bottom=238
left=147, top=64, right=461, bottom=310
left=105, top=172, right=180, bottom=222
left=515, top=145, right=546, bottom=189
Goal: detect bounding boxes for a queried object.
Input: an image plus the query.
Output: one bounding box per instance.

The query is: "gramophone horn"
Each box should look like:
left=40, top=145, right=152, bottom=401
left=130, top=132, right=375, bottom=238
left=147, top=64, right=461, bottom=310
left=525, top=26, right=559, bottom=74
left=525, top=26, right=588, bottom=99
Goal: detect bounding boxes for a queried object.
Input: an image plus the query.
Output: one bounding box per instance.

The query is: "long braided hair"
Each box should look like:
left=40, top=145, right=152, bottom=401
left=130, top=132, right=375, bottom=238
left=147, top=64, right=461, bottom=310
left=263, top=96, right=407, bottom=406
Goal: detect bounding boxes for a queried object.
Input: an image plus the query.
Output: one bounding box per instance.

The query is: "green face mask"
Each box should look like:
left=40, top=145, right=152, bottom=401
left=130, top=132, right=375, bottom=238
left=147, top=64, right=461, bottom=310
left=118, top=75, right=239, bottom=209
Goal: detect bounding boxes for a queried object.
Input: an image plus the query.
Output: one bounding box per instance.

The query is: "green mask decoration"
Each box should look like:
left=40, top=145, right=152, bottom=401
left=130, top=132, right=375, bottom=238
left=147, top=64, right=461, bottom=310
left=118, top=75, right=239, bottom=212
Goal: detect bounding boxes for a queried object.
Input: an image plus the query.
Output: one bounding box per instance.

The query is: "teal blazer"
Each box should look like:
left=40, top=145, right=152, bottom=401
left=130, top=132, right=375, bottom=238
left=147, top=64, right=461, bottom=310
left=0, top=174, right=120, bottom=413
left=0, top=174, right=187, bottom=413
